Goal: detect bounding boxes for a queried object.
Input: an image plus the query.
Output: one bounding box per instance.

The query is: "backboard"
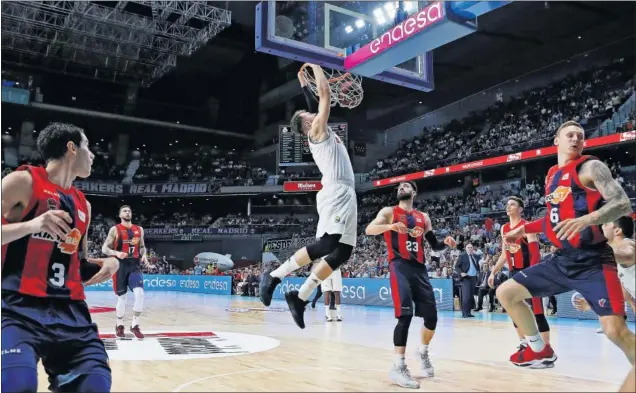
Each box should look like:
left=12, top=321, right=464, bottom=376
left=256, top=1, right=511, bottom=92
left=255, top=1, right=434, bottom=91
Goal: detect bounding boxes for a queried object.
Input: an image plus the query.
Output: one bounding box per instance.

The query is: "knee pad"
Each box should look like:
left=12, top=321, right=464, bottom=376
left=423, top=314, right=438, bottom=331
left=535, top=313, right=550, bottom=333
left=57, top=373, right=112, bottom=393
left=116, top=294, right=127, bottom=318
left=132, top=287, right=144, bottom=313
left=393, top=316, right=412, bottom=347
left=2, top=366, right=38, bottom=393
left=324, top=243, right=353, bottom=270
left=306, top=234, right=341, bottom=261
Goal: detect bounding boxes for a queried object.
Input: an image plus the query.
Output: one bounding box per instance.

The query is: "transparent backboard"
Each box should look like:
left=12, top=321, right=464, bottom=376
left=256, top=1, right=434, bottom=91
left=275, top=1, right=422, bottom=73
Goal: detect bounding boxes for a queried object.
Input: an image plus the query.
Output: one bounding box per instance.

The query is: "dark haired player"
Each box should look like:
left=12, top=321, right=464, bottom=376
left=488, top=196, right=550, bottom=356
left=500, top=120, right=634, bottom=370
left=102, top=205, right=148, bottom=339
left=260, top=64, right=357, bottom=330
left=366, top=181, right=456, bottom=389
left=2, top=122, right=119, bottom=392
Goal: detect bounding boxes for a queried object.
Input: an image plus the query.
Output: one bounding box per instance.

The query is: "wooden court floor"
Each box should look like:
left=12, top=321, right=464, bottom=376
left=35, top=291, right=633, bottom=392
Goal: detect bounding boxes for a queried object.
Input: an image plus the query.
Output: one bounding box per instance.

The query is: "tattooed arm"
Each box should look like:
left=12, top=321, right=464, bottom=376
left=579, top=159, right=632, bottom=225
left=101, top=226, right=127, bottom=259
left=138, top=227, right=148, bottom=263
left=554, top=159, right=632, bottom=240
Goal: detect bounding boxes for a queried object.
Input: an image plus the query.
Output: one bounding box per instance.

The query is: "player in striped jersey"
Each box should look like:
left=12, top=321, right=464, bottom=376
left=101, top=205, right=148, bottom=340
left=488, top=197, right=550, bottom=357
left=2, top=123, right=119, bottom=392
left=366, top=181, right=456, bottom=389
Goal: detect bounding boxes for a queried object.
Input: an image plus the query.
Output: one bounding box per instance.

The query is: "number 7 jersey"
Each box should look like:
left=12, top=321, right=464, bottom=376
left=544, top=155, right=606, bottom=249
left=1, top=166, right=89, bottom=300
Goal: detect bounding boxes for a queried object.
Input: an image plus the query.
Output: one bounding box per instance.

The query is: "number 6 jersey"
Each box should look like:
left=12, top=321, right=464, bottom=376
left=1, top=165, right=89, bottom=300
left=544, top=155, right=606, bottom=249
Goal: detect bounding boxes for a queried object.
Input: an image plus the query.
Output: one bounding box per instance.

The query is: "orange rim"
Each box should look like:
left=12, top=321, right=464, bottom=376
left=300, top=63, right=351, bottom=83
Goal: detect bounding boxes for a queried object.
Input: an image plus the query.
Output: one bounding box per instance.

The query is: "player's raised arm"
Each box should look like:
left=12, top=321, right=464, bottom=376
left=101, top=226, right=126, bottom=259
left=422, top=213, right=456, bottom=250
left=365, top=207, right=402, bottom=236
left=2, top=171, right=72, bottom=244
left=555, top=159, right=632, bottom=240
left=308, top=64, right=331, bottom=142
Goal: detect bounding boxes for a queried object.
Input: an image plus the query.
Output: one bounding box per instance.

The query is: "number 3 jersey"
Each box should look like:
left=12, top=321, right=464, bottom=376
left=1, top=165, right=89, bottom=300
left=544, top=155, right=606, bottom=249
left=384, top=206, right=429, bottom=264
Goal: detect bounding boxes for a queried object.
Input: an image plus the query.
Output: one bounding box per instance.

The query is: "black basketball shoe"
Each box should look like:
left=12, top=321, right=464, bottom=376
left=285, top=290, right=308, bottom=329
left=259, top=270, right=281, bottom=307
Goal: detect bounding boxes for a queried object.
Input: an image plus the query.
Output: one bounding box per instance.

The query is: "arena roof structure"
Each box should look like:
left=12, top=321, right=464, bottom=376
left=1, top=1, right=232, bottom=87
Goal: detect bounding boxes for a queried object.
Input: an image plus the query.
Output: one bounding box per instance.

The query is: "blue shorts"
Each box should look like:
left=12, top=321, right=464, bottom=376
left=113, top=258, right=144, bottom=296
left=1, top=291, right=111, bottom=390
left=511, top=245, right=625, bottom=317
left=389, top=259, right=437, bottom=319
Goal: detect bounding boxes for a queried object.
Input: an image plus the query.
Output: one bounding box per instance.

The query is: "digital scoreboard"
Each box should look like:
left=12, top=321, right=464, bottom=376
left=278, top=122, right=348, bottom=166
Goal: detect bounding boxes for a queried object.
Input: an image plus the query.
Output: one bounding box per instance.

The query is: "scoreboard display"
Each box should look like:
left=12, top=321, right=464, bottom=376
left=278, top=122, right=348, bottom=166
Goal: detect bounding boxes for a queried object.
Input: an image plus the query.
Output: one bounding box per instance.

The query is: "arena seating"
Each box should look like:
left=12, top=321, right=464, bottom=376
left=371, top=59, right=634, bottom=180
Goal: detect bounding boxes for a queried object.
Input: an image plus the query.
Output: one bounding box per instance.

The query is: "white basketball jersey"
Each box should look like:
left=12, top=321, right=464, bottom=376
left=308, top=127, right=355, bottom=186
left=618, top=263, right=635, bottom=300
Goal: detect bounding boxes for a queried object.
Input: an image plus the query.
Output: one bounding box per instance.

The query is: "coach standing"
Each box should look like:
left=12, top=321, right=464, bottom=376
left=455, top=243, right=480, bottom=317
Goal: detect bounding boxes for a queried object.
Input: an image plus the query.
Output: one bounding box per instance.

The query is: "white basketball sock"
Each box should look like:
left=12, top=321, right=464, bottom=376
left=525, top=333, right=545, bottom=352
left=335, top=305, right=342, bottom=318
left=298, top=273, right=322, bottom=301
left=271, top=256, right=300, bottom=279
left=394, top=354, right=406, bottom=367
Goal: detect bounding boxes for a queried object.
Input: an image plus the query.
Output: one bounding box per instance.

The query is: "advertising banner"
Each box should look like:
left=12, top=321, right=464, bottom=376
left=283, top=181, right=323, bottom=192
left=263, top=236, right=316, bottom=252
left=271, top=277, right=454, bottom=310
left=374, top=131, right=636, bottom=187
left=144, top=227, right=259, bottom=240
left=85, top=274, right=232, bottom=295
left=73, top=181, right=220, bottom=196
left=556, top=290, right=635, bottom=322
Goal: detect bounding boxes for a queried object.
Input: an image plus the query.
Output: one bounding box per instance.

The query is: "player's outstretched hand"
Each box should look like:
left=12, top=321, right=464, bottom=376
left=504, top=226, right=525, bottom=242
left=390, top=222, right=408, bottom=233
left=573, top=296, right=591, bottom=312
left=297, top=70, right=307, bottom=87
left=114, top=251, right=128, bottom=259
left=553, top=217, right=590, bottom=240
left=443, top=236, right=457, bottom=248
left=83, top=257, right=120, bottom=286
left=29, top=210, right=72, bottom=240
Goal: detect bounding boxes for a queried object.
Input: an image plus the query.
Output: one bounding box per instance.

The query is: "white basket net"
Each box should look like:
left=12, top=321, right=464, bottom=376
left=301, top=64, right=364, bottom=109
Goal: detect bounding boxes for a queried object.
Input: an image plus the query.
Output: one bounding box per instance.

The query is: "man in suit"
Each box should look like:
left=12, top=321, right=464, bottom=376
left=455, top=243, right=480, bottom=317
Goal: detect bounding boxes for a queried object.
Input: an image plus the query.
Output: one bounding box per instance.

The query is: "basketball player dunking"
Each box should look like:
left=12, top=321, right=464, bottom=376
left=2, top=123, right=119, bottom=392
left=488, top=196, right=550, bottom=356
left=499, top=120, right=634, bottom=370
left=366, top=181, right=456, bottom=389
left=573, top=216, right=635, bottom=393
left=102, top=205, right=149, bottom=339
left=260, top=64, right=357, bottom=329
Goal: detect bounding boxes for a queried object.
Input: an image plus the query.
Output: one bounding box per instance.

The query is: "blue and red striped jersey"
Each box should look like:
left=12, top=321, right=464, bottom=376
left=384, top=206, right=429, bottom=264
left=1, top=166, right=89, bottom=300
left=502, top=219, right=531, bottom=270
left=544, top=155, right=606, bottom=249
left=113, top=223, right=142, bottom=259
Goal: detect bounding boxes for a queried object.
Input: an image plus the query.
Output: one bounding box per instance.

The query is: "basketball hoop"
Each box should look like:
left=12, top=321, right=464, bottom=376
left=300, top=63, right=363, bottom=109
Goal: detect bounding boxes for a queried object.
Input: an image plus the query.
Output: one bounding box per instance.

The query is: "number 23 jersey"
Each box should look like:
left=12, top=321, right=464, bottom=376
left=384, top=206, right=429, bottom=264
left=544, top=155, right=606, bottom=249
left=1, top=165, right=89, bottom=300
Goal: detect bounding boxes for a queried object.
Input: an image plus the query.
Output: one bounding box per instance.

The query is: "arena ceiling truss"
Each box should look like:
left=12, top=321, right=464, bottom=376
left=1, top=1, right=232, bottom=86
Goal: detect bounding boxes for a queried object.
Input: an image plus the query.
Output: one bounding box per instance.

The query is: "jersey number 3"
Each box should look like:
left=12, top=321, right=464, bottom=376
left=49, top=263, right=65, bottom=287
